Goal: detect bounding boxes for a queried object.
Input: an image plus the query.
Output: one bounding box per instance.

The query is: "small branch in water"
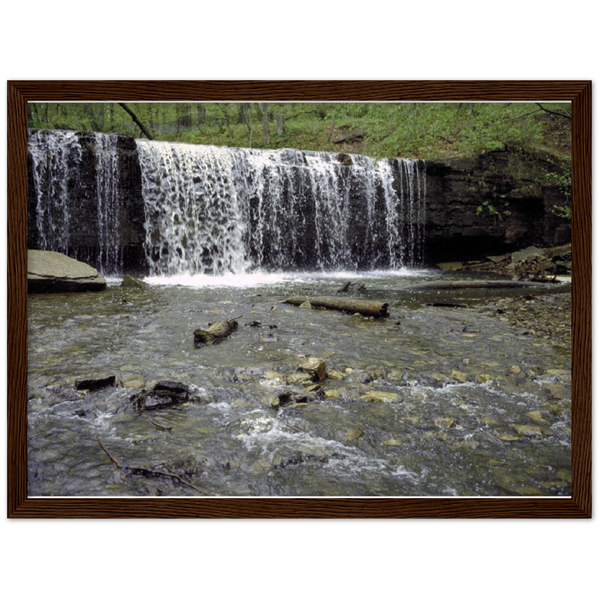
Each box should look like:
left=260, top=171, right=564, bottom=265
left=147, top=416, right=172, bottom=433
left=282, top=422, right=307, bottom=434
left=97, top=436, right=121, bottom=469
left=96, top=436, right=206, bottom=495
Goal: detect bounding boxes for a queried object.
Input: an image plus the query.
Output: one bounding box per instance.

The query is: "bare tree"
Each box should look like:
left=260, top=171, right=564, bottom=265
left=536, top=103, right=571, bottom=120
left=118, top=103, right=154, bottom=139
left=261, top=103, right=270, bottom=146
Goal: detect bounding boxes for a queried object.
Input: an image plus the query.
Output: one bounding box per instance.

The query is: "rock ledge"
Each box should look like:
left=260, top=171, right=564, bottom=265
left=28, top=250, right=106, bottom=293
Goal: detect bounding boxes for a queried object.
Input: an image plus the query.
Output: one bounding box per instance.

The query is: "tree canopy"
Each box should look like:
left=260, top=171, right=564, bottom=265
left=27, top=101, right=571, bottom=162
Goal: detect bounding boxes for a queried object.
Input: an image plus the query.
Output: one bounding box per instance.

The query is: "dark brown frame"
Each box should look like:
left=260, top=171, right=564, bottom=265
left=7, top=81, right=591, bottom=518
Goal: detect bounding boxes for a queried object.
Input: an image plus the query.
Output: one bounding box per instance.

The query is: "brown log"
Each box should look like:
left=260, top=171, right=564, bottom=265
left=405, top=280, right=556, bottom=291
left=194, top=317, right=240, bottom=346
left=283, top=296, right=389, bottom=318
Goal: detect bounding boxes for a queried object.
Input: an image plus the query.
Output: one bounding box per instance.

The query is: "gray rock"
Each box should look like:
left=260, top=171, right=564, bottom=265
left=130, top=380, right=201, bottom=411
left=121, top=275, right=148, bottom=288
left=298, top=357, right=327, bottom=381
left=511, top=246, right=544, bottom=262
left=121, top=373, right=146, bottom=388
left=28, top=250, right=106, bottom=293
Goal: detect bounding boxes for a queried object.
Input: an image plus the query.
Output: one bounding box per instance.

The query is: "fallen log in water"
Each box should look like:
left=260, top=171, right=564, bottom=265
left=405, top=280, right=558, bottom=291
left=194, top=316, right=241, bottom=346
left=282, top=296, right=389, bottom=318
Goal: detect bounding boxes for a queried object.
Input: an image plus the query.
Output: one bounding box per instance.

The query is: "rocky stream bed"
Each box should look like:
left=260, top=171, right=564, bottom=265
left=27, top=271, right=572, bottom=497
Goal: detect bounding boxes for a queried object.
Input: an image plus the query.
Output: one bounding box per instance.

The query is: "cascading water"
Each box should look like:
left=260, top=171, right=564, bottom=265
left=93, top=133, right=123, bottom=274
left=135, top=140, right=427, bottom=276
left=28, top=129, right=124, bottom=274
left=136, top=141, right=250, bottom=275
left=28, top=129, right=81, bottom=255
left=28, top=130, right=426, bottom=276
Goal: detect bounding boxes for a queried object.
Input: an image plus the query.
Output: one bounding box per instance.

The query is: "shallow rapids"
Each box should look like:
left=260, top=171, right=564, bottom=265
left=27, top=271, right=571, bottom=497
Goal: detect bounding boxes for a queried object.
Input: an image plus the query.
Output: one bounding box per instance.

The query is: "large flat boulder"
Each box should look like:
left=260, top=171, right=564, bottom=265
left=28, top=250, right=106, bottom=293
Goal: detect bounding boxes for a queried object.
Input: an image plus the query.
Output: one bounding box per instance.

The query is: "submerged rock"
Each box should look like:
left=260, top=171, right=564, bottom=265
left=121, top=373, right=146, bottom=388
left=28, top=250, right=106, bottom=293
left=121, top=275, right=148, bottom=288
left=360, top=390, right=399, bottom=402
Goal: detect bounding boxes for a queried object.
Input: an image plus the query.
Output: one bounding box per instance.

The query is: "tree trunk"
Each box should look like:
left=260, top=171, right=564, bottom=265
left=118, top=103, right=154, bottom=140
left=261, top=103, right=270, bottom=146
left=283, top=296, right=389, bottom=318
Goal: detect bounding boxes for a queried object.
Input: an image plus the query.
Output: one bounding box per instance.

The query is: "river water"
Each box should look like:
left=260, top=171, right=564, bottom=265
left=27, top=270, right=571, bottom=497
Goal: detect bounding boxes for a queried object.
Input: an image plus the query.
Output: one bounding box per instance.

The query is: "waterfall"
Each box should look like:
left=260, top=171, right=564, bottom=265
left=28, top=129, right=124, bottom=275
left=28, top=130, right=81, bottom=256
left=28, top=130, right=427, bottom=276
left=136, top=140, right=427, bottom=276
left=94, top=133, right=123, bottom=274
left=136, top=141, right=250, bottom=275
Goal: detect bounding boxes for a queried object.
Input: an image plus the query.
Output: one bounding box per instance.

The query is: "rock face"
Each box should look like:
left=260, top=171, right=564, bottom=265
left=28, top=250, right=107, bottom=293
left=423, top=150, right=571, bottom=263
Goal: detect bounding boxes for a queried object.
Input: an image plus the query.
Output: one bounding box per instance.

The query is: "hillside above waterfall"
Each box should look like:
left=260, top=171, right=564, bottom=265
left=28, top=101, right=571, bottom=164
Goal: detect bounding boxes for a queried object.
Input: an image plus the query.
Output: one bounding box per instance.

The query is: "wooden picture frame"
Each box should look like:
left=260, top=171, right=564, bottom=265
left=7, top=80, right=591, bottom=518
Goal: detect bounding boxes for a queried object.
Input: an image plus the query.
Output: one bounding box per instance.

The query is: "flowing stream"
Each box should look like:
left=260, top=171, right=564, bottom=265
left=27, top=272, right=571, bottom=497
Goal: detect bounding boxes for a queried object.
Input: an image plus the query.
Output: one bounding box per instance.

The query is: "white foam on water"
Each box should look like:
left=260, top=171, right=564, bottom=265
left=142, top=268, right=430, bottom=288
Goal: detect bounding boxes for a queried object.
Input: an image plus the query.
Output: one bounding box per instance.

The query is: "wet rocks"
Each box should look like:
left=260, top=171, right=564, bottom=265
left=434, top=417, right=456, bottom=429
left=451, top=370, right=468, bottom=383
left=121, top=373, right=146, bottom=388
left=485, top=292, right=571, bottom=346
left=337, top=281, right=366, bottom=293
left=277, top=391, right=317, bottom=407
left=75, top=374, right=116, bottom=391
left=359, top=390, right=399, bottom=402
left=511, top=424, right=547, bottom=437
left=130, top=380, right=202, bottom=411
left=286, top=373, right=315, bottom=386
left=435, top=244, right=572, bottom=279
left=298, top=357, right=327, bottom=382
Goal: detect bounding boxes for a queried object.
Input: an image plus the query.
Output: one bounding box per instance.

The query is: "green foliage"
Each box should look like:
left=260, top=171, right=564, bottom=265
left=27, top=101, right=571, bottom=162
left=545, top=170, right=572, bottom=194
left=476, top=200, right=511, bottom=224
left=350, top=102, right=565, bottom=159
left=544, top=170, right=571, bottom=220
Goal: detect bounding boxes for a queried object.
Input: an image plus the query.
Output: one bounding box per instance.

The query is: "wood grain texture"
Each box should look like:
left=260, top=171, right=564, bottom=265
left=7, top=81, right=592, bottom=518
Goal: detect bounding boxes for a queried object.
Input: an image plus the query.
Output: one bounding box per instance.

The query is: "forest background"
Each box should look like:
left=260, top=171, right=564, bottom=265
left=29, top=101, right=571, bottom=162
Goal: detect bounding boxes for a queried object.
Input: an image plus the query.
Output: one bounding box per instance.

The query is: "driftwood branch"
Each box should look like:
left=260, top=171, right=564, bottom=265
left=282, top=296, right=389, bottom=318
left=97, top=437, right=206, bottom=495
